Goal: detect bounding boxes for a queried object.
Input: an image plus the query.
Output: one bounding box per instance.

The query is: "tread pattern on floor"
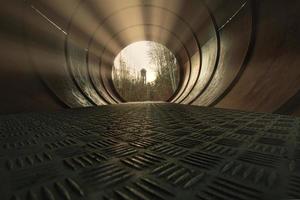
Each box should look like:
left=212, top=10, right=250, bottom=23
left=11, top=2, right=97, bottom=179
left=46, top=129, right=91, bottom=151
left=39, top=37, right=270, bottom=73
left=0, top=103, right=299, bottom=200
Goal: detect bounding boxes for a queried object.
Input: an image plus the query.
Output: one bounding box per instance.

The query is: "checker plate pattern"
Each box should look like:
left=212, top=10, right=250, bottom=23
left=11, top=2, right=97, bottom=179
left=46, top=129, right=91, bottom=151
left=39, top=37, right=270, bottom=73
left=0, top=103, right=299, bottom=200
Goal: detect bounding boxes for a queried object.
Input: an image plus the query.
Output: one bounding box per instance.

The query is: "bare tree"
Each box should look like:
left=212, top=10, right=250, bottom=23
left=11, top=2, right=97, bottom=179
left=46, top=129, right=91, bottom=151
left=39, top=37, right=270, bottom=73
left=148, top=42, right=179, bottom=100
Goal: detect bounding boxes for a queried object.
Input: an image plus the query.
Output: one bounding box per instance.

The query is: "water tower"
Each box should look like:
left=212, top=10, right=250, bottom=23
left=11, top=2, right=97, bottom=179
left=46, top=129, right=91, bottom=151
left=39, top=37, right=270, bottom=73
left=140, top=68, right=147, bottom=85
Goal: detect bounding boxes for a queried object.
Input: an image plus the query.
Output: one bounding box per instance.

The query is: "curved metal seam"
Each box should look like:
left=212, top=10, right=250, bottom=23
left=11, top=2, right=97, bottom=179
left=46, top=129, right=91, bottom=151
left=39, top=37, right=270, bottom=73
left=182, top=0, right=249, bottom=104
left=64, top=37, right=97, bottom=106
left=85, top=51, right=111, bottom=105
left=176, top=1, right=233, bottom=104
left=209, top=0, right=255, bottom=107
left=177, top=21, right=203, bottom=103
left=64, top=0, right=100, bottom=106
left=189, top=1, right=252, bottom=105
left=188, top=1, right=221, bottom=105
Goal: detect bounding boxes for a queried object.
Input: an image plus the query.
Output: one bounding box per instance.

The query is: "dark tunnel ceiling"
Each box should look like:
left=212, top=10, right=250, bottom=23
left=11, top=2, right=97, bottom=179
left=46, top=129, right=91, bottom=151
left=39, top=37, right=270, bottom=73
left=0, top=0, right=300, bottom=115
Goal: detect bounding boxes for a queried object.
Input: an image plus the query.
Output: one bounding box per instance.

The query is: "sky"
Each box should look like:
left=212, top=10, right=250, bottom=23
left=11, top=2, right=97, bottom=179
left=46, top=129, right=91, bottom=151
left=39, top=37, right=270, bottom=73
left=113, top=41, right=158, bottom=83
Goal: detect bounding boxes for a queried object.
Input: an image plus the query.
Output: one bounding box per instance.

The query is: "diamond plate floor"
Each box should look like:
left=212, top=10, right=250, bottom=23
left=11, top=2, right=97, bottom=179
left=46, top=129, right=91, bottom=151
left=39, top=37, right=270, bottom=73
left=0, top=103, right=300, bottom=200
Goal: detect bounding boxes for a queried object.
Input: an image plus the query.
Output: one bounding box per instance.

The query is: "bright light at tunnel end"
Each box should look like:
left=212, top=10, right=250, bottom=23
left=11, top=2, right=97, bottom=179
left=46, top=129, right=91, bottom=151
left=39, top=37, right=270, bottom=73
left=113, top=41, right=158, bottom=83
left=112, top=41, right=179, bottom=102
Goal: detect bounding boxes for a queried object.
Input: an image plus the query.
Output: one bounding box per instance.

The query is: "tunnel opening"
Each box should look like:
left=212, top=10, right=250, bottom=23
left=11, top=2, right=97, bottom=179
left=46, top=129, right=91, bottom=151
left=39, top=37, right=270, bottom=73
left=111, top=41, right=180, bottom=102
left=2, top=1, right=300, bottom=199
